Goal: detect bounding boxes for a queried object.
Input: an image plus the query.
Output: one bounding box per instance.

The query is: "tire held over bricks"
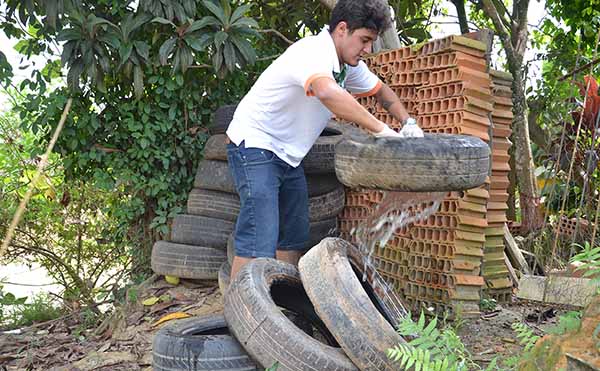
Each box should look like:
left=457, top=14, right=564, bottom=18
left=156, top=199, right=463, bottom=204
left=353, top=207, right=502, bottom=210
left=334, top=134, right=490, bottom=191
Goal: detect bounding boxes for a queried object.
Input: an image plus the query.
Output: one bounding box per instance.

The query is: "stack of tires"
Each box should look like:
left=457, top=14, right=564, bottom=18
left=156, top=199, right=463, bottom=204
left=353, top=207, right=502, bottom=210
left=151, top=104, right=347, bottom=288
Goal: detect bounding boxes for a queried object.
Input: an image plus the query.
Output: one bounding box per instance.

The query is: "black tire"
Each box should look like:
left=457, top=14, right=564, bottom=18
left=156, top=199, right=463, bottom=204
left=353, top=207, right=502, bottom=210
left=152, top=313, right=259, bottom=371
left=151, top=241, right=226, bottom=280
left=298, top=238, right=407, bottom=371
left=187, top=186, right=343, bottom=223
left=194, top=160, right=237, bottom=194
left=171, top=214, right=233, bottom=249
left=209, top=105, right=237, bottom=135
left=308, top=217, right=338, bottom=249
left=306, top=174, right=342, bottom=197
left=187, top=188, right=239, bottom=222
left=302, top=126, right=343, bottom=175
left=224, top=258, right=357, bottom=371
left=196, top=159, right=341, bottom=198
left=218, top=261, right=231, bottom=296
left=204, top=134, right=228, bottom=161
left=334, top=134, right=490, bottom=191
left=309, top=185, right=345, bottom=222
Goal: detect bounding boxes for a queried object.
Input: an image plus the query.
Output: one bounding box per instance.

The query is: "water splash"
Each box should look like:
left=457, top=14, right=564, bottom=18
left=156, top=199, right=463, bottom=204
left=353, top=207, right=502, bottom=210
left=351, top=190, right=446, bottom=326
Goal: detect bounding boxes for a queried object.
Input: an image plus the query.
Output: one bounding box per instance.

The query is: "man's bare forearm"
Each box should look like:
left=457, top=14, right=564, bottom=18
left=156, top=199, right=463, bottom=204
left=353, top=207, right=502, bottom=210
left=311, top=77, right=385, bottom=133
left=375, top=83, right=410, bottom=123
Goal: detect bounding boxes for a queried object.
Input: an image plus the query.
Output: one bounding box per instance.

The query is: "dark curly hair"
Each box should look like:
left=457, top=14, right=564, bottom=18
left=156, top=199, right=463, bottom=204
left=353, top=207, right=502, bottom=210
left=329, top=0, right=392, bottom=35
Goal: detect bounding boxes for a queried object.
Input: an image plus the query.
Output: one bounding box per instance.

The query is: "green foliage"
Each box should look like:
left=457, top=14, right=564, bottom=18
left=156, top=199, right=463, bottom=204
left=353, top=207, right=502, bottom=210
left=511, top=323, right=540, bottom=353
left=389, top=0, right=438, bottom=43
left=0, top=286, right=64, bottom=331
left=153, top=1, right=259, bottom=77
left=387, top=312, right=494, bottom=371
left=570, top=241, right=600, bottom=286
left=546, top=311, right=582, bottom=335
left=1, top=107, right=135, bottom=309
left=265, top=362, right=279, bottom=371
left=58, top=11, right=120, bottom=92
left=479, top=298, right=498, bottom=312
left=0, top=51, right=13, bottom=86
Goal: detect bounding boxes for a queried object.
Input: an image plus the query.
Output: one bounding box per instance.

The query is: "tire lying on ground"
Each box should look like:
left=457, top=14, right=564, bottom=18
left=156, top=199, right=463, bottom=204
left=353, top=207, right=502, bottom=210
left=224, top=258, right=357, bottom=371
left=334, top=134, right=490, bottom=191
left=152, top=313, right=259, bottom=371
left=298, top=237, right=407, bottom=371
left=209, top=104, right=237, bottom=135
left=151, top=241, right=226, bottom=280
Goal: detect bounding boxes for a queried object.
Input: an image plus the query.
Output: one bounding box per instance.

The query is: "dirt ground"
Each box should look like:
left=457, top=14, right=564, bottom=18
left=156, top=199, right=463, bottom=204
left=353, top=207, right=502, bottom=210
left=0, top=275, right=583, bottom=370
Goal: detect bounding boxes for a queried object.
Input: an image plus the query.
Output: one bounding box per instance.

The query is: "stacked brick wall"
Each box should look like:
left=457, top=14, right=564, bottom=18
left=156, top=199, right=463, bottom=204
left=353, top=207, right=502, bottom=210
left=340, top=35, right=514, bottom=317
left=483, top=70, right=515, bottom=302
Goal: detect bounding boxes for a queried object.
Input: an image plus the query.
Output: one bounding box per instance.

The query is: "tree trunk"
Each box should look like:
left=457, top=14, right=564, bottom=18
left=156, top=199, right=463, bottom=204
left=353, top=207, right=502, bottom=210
left=480, top=0, right=544, bottom=233
left=451, top=0, right=470, bottom=34
left=507, top=142, right=517, bottom=221
left=511, top=68, right=544, bottom=231
left=318, top=0, right=401, bottom=50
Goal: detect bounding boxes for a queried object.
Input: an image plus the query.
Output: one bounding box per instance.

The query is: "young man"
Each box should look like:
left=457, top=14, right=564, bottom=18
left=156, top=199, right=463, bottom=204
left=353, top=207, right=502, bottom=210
left=226, top=0, right=422, bottom=279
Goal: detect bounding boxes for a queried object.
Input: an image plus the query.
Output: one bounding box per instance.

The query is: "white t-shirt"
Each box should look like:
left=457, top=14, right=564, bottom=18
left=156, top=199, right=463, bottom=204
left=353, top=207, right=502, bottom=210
left=226, top=27, right=382, bottom=167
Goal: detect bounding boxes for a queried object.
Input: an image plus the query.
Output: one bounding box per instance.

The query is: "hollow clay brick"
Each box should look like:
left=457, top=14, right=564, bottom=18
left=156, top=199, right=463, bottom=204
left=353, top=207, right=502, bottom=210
left=417, top=35, right=487, bottom=58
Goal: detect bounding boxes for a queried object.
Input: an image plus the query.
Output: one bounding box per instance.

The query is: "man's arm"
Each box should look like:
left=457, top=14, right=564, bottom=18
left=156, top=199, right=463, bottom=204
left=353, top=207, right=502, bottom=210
left=374, top=83, right=410, bottom=124
left=311, top=77, right=386, bottom=134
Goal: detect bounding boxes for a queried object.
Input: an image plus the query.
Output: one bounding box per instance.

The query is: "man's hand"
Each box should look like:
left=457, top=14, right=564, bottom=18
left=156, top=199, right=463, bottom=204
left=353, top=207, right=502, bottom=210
left=399, top=117, right=424, bottom=138
left=373, top=123, right=402, bottom=138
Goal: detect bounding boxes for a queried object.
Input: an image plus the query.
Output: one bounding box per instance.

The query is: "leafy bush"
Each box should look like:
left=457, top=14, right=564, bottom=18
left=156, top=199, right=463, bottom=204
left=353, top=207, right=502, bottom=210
left=387, top=312, right=497, bottom=371
left=570, top=241, right=600, bottom=286
left=0, top=286, right=64, bottom=331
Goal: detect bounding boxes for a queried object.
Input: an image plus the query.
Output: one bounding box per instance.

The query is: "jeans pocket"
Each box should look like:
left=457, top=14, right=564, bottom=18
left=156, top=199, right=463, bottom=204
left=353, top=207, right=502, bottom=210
left=240, top=146, right=275, bottom=165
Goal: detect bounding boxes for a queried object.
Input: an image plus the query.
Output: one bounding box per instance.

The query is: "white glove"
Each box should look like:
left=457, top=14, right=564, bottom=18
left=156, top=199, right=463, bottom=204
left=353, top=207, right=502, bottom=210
left=399, top=117, right=424, bottom=138
left=373, top=124, right=402, bottom=138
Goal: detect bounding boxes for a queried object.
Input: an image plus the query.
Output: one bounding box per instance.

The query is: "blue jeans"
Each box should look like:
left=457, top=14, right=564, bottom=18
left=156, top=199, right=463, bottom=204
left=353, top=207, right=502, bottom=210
left=226, top=141, right=310, bottom=258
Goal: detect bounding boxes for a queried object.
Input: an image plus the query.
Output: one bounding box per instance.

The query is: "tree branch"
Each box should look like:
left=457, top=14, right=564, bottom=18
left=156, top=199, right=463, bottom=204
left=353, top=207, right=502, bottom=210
left=258, top=29, right=294, bottom=45
left=450, top=0, right=470, bottom=34
left=557, top=58, right=600, bottom=81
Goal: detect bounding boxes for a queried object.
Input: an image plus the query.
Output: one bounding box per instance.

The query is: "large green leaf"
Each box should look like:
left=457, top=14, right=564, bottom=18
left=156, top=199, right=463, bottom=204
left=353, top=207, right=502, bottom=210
left=133, top=65, right=144, bottom=99
left=152, top=16, right=176, bottom=27
left=214, top=31, right=228, bottom=47
left=231, top=17, right=258, bottom=29
left=230, top=4, right=252, bottom=25
left=223, top=41, right=236, bottom=72
left=186, top=17, right=219, bottom=33
left=202, top=0, right=227, bottom=25
left=134, top=41, right=150, bottom=61
left=230, top=34, right=256, bottom=65
left=184, top=33, right=212, bottom=51
left=158, top=37, right=177, bottom=65
left=57, top=28, right=82, bottom=42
